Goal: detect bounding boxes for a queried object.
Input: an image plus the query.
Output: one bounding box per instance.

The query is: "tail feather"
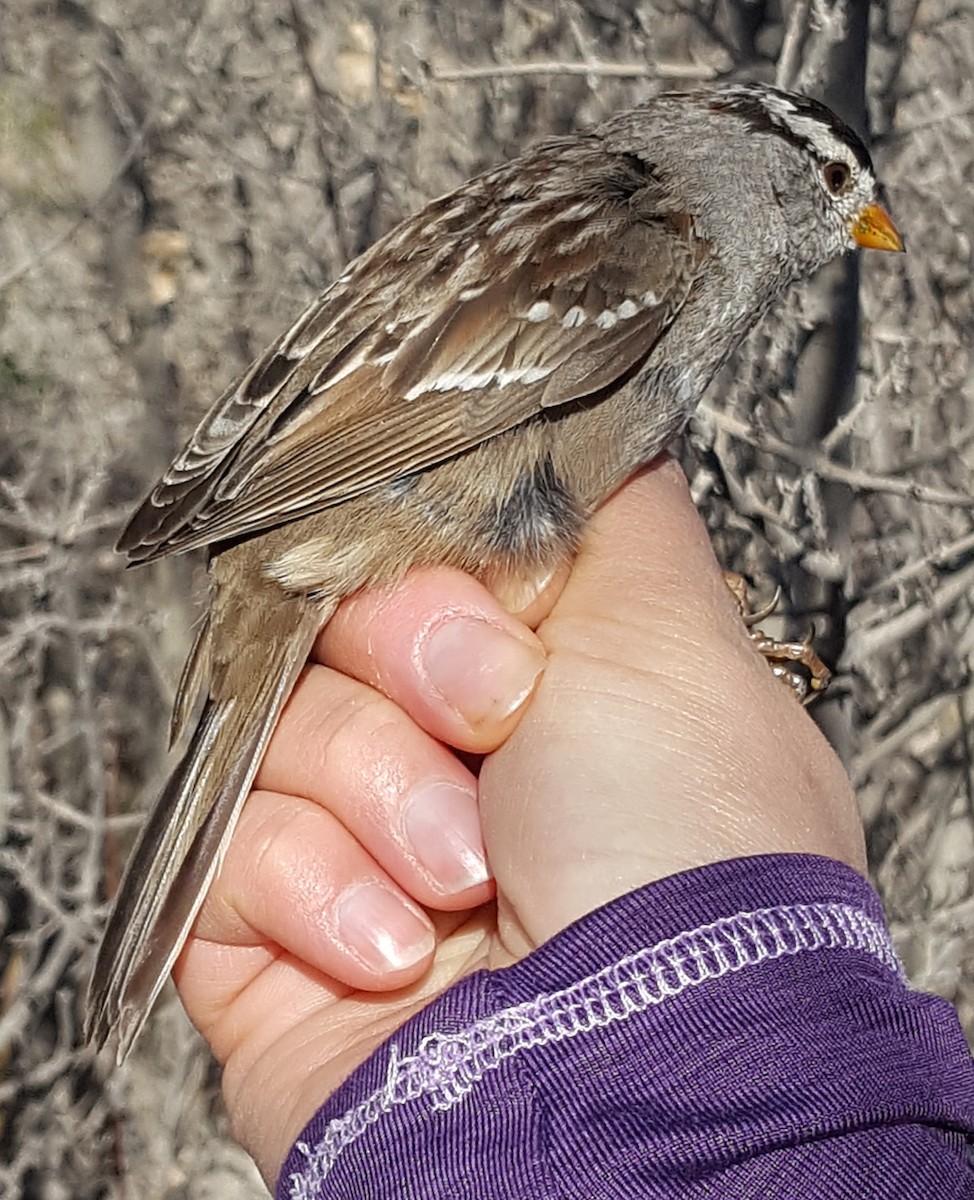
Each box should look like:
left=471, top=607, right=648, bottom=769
left=169, top=612, right=211, bottom=749
left=86, top=605, right=325, bottom=1061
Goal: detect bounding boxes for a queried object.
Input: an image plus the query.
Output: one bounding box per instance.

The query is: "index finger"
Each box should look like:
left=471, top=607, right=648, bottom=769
left=313, top=567, right=551, bottom=754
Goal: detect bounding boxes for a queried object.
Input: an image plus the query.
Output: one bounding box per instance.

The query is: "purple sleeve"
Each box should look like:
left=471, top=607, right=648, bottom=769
left=277, top=854, right=974, bottom=1199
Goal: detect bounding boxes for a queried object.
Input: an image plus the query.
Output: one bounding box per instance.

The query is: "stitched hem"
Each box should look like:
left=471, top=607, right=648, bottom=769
left=285, top=901, right=901, bottom=1198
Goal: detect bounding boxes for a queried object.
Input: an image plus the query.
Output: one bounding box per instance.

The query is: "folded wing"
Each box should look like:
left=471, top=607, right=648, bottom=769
left=119, top=140, right=703, bottom=563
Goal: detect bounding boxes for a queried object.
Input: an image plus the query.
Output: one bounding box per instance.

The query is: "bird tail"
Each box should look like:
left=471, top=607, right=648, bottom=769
left=85, top=602, right=326, bottom=1062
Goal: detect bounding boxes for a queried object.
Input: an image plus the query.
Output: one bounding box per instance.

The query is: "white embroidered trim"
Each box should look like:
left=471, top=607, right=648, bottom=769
left=286, top=902, right=900, bottom=1198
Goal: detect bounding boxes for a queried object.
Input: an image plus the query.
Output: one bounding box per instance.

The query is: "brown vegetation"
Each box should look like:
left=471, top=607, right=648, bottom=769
left=1, top=2, right=971, bottom=1195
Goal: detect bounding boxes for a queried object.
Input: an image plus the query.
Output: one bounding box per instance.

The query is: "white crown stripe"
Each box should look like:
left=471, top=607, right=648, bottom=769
left=286, top=902, right=901, bottom=1197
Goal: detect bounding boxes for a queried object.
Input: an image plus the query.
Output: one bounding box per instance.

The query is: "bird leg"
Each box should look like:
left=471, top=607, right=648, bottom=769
left=723, top=572, right=830, bottom=705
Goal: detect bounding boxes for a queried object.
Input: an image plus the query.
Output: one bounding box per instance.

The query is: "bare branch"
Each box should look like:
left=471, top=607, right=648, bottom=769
left=697, top=406, right=974, bottom=508
left=428, top=59, right=716, bottom=83
left=847, top=560, right=974, bottom=660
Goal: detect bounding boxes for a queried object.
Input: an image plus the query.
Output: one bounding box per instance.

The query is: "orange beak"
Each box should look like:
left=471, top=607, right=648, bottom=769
left=849, top=203, right=904, bottom=253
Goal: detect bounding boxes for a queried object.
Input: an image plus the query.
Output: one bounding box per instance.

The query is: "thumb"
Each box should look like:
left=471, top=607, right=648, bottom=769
left=479, top=459, right=863, bottom=953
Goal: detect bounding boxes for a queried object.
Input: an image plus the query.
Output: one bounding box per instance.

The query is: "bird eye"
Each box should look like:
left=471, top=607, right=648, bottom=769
left=823, top=161, right=852, bottom=195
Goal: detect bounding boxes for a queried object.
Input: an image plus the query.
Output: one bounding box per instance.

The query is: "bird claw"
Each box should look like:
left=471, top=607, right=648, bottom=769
left=723, top=572, right=830, bottom=705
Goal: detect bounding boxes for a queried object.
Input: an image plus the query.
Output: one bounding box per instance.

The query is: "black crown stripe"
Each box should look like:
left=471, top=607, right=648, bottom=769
left=709, top=87, right=874, bottom=173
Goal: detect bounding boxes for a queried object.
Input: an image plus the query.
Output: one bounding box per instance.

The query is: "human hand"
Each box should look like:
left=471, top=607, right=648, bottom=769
left=174, top=459, right=865, bottom=1184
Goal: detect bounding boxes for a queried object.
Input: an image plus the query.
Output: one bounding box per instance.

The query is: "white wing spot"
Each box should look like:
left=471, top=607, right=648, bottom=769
left=641, top=290, right=659, bottom=307
left=616, top=299, right=639, bottom=320
left=525, top=301, right=553, bottom=323
left=595, top=309, right=618, bottom=330
left=556, top=200, right=599, bottom=222
left=562, top=306, right=586, bottom=329
left=404, top=365, right=552, bottom=401
left=459, top=284, right=488, bottom=302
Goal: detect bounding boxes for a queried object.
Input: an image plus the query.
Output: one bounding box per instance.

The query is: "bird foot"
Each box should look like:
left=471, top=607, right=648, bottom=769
left=723, top=572, right=830, bottom=705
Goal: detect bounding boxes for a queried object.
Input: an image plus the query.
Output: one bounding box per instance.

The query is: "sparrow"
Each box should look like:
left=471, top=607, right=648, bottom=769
left=86, top=81, right=903, bottom=1060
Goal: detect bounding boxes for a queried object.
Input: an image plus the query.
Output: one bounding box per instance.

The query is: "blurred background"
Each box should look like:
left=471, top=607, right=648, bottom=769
left=1, top=1, right=972, bottom=1195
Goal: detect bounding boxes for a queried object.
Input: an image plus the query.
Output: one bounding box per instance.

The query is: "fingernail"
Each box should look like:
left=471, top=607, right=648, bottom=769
left=404, top=782, right=491, bottom=893
left=336, top=883, right=434, bottom=973
left=421, top=618, right=545, bottom=729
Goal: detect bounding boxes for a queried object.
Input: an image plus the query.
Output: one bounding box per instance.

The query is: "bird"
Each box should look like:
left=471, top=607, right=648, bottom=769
left=85, top=81, right=903, bottom=1060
